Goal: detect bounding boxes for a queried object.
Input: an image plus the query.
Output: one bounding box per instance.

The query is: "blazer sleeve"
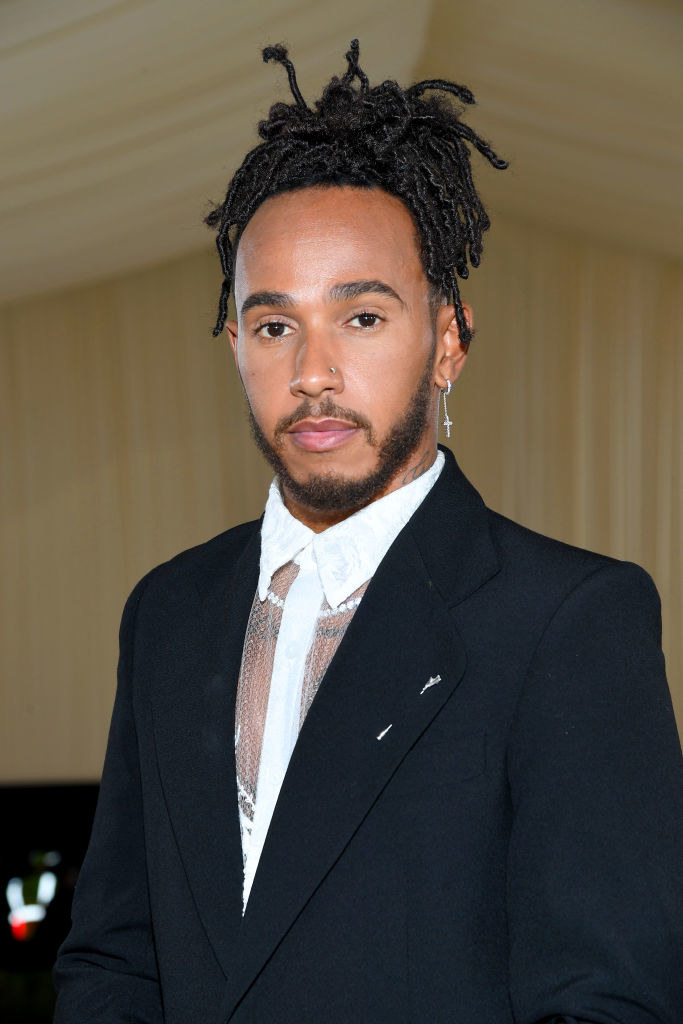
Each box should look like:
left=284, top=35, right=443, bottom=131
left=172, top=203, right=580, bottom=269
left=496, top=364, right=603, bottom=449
left=53, top=575, right=163, bottom=1023
left=506, top=561, right=683, bottom=1024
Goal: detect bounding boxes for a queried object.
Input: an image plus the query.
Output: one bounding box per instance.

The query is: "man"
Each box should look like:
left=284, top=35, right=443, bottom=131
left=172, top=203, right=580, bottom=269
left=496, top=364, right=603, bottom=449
left=54, top=42, right=682, bottom=1023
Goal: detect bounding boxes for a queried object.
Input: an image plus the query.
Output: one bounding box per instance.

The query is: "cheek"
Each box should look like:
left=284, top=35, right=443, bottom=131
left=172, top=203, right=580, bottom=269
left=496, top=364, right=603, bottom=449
left=236, top=354, right=273, bottom=418
left=236, top=347, right=299, bottom=432
left=343, top=335, right=429, bottom=405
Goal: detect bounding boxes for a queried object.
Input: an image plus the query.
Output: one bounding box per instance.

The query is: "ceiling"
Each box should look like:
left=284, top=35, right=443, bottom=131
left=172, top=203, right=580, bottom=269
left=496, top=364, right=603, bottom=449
left=1, top=0, right=681, bottom=307
left=416, top=0, right=683, bottom=262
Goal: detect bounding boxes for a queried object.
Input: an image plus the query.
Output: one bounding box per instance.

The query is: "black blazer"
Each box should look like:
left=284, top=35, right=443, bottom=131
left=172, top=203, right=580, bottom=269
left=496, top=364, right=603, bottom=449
left=54, top=447, right=682, bottom=1023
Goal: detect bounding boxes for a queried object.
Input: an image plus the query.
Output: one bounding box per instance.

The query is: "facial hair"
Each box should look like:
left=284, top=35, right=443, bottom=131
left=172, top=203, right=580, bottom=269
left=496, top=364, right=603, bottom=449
left=247, top=353, right=435, bottom=514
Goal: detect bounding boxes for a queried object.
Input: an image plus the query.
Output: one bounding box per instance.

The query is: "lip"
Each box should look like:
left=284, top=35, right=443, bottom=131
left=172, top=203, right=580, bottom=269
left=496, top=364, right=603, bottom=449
left=288, top=419, right=360, bottom=452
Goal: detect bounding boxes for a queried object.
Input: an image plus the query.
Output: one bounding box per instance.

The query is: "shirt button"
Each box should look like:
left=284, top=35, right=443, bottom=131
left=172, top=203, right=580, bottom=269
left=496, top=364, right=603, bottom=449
left=286, top=643, right=297, bottom=658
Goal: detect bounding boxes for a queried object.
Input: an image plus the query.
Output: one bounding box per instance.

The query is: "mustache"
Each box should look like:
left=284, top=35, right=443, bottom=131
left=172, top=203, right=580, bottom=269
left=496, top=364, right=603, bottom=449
left=273, top=397, right=374, bottom=440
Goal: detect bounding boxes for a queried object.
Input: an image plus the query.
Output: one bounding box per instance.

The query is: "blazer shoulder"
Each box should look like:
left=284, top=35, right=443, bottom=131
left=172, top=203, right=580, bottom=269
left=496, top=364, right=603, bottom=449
left=489, top=507, right=645, bottom=576
left=123, top=518, right=261, bottom=613
left=156, top=517, right=261, bottom=575
left=484, top=507, right=661, bottom=619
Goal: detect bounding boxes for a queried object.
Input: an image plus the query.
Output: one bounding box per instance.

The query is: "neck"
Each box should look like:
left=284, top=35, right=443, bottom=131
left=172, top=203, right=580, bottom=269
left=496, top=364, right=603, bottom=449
left=281, top=441, right=438, bottom=533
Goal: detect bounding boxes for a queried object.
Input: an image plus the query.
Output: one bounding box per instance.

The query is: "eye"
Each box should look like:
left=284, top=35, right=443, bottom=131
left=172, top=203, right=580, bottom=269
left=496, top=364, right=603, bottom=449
left=349, top=312, right=382, bottom=329
left=255, top=320, right=293, bottom=339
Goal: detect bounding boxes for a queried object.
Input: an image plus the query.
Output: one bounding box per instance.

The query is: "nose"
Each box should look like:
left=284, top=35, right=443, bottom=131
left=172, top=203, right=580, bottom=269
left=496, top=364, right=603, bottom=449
left=290, top=334, right=342, bottom=400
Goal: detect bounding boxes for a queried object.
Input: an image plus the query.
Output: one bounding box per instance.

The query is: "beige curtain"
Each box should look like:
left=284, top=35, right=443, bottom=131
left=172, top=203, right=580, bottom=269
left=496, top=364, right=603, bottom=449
left=1, top=215, right=680, bottom=781
left=460, top=218, right=681, bottom=724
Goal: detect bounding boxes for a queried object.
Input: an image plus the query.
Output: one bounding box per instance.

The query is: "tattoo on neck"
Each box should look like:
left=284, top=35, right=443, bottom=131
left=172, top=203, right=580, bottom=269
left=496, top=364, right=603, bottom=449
left=402, top=450, right=431, bottom=486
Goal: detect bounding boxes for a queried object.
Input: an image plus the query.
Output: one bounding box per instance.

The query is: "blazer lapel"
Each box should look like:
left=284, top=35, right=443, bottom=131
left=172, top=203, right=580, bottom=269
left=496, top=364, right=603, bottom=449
left=220, top=448, right=500, bottom=1019
left=151, top=524, right=261, bottom=978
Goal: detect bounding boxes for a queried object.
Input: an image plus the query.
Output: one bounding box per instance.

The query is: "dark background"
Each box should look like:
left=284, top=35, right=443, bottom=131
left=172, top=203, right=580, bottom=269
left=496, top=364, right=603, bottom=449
left=0, top=785, right=98, bottom=1022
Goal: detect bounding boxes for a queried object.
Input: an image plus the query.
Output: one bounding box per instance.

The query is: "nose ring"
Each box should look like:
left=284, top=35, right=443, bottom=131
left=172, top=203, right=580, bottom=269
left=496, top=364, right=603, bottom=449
left=330, top=367, right=336, bottom=374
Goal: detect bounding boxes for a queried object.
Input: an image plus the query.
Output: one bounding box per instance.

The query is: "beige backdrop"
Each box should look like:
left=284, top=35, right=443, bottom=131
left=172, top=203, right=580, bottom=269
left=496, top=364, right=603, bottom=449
left=1, top=213, right=681, bottom=781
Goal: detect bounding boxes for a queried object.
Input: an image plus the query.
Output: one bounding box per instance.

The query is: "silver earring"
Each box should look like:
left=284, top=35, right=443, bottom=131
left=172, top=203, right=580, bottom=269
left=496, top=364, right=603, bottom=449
left=442, top=379, right=453, bottom=438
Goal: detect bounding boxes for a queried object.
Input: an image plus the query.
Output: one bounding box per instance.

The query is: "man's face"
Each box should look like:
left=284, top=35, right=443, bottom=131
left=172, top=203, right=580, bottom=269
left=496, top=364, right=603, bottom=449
left=226, top=186, right=467, bottom=526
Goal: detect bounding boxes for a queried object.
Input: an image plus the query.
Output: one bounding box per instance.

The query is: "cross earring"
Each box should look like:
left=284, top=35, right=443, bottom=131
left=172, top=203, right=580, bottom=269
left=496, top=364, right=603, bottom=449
left=442, top=379, right=453, bottom=438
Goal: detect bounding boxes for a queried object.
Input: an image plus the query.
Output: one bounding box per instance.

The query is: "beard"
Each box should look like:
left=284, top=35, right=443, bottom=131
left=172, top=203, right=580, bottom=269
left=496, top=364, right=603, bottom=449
left=247, top=353, right=435, bottom=514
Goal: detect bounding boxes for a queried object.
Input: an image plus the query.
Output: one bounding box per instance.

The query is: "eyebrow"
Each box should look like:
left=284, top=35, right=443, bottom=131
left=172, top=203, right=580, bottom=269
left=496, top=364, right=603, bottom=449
left=240, top=290, right=294, bottom=318
left=328, top=280, right=405, bottom=308
left=240, top=279, right=405, bottom=319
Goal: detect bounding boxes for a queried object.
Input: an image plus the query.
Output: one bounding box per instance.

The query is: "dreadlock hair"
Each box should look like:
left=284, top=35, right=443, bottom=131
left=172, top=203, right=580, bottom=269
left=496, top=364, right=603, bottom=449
left=204, top=39, right=507, bottom=347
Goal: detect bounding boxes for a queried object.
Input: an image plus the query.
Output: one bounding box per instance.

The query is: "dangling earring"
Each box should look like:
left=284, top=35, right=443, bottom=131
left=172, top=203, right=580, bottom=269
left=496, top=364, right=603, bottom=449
left=441, top=379, right=453, bottom=438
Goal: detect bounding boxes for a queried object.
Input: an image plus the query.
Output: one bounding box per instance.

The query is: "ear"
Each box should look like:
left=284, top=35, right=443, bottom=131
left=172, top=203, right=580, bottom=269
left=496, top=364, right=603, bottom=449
left=433, top=302, right=471, bottom=388
left=225, top=320, right=239, bottom=361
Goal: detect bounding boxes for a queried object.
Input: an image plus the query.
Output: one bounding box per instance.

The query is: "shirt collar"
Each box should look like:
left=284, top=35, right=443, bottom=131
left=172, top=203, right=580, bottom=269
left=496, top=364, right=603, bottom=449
left=258, top=450, right=444, bottom=609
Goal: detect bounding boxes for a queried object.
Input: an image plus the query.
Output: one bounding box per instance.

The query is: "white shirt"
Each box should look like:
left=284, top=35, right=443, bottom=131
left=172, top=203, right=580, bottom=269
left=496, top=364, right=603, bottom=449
left=241, top=449, right=445, bottom=908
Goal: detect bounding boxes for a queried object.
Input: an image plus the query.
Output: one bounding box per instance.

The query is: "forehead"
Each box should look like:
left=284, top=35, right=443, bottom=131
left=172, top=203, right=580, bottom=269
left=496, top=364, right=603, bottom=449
left=233, top=186, right=425, bottom=298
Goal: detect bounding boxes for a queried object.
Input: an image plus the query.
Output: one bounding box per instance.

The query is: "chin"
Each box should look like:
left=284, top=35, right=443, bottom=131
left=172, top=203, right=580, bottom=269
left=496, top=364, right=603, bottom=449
left=247, top=367, right=433, bottom=514
left=287, top=445, right=373, bottom=476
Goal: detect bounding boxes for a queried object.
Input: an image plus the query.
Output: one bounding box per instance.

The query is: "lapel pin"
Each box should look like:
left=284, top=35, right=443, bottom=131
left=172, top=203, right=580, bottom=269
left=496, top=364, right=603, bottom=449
left=420, top=674, right=442, bottom=695
left=376, top=724, right=393, bottom=741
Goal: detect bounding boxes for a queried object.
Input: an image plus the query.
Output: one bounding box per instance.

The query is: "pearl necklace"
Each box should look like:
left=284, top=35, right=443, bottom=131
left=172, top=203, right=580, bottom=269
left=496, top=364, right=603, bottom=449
left=265, top=589, right=362, bottom=619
